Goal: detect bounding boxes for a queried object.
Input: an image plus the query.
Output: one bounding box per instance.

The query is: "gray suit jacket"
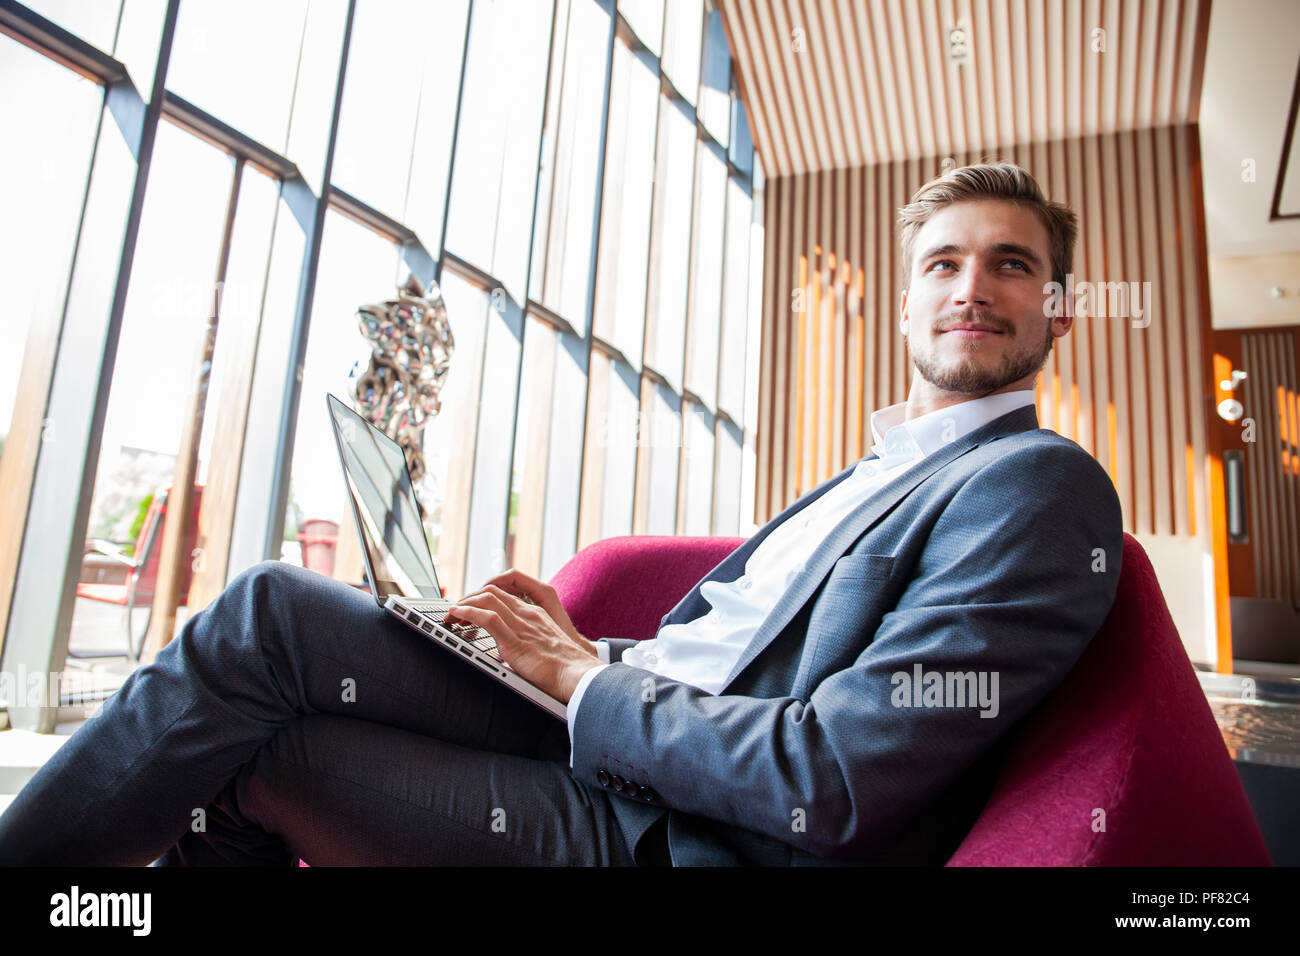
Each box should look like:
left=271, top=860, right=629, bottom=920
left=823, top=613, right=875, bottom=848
left=571, top=402, right=1124, bottom=865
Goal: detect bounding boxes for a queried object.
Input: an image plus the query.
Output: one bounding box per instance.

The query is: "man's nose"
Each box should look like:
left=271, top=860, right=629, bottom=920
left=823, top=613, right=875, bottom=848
left=952, top=266, right=993, bottom=308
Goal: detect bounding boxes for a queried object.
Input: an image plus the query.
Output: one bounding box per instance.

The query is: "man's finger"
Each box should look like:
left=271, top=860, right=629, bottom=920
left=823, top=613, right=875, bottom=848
left=482, top=569, right=545, bottom=604
left=445, top=604, right=512, bottom=646
left=449, top=591, right=525, bottom=633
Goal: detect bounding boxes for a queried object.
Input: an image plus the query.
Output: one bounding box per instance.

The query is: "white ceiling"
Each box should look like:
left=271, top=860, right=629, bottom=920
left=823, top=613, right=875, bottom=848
left=1198, top=0, right=1300, bottom=257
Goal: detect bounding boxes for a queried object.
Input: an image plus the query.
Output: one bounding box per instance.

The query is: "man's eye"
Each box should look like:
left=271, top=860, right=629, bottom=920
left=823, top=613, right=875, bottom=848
left=1003, top=259, right=1028, bottom=270
left=930, top=260, right=955, bottom=272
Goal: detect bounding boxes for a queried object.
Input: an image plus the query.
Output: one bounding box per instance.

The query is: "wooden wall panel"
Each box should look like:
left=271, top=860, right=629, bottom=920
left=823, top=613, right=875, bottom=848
left=1241, top=329, right=1300, bottom=607
left=753, top=125, right=1213, bottom=557
left=720, top=0, right=1211, bottom=176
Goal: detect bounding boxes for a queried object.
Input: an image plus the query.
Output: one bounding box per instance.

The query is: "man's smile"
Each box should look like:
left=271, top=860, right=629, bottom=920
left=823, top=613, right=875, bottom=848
left=943, top=328, right=1002, bottom=339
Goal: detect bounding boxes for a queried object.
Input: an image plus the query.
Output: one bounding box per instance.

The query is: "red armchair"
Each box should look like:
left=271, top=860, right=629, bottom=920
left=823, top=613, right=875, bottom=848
left=299, top=531, right=1270, bottom=866
left=548, top=532, right=1272, bottom=866
left=76, top=484, right=204, bottom=664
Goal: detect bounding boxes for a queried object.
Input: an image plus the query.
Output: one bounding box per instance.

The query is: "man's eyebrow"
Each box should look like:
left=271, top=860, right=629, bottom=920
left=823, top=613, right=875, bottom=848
left=917, top=242, right=1045, bottom=270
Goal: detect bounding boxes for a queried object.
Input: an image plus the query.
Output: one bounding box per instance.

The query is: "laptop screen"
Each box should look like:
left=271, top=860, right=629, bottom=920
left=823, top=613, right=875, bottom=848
left=326, top=393, right=443, bottom=602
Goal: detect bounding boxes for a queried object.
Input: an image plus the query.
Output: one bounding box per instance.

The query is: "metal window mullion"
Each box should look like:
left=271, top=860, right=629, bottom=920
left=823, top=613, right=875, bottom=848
left=161, top=90, right=300, bottom=182
left=142, top=155, right=245, bottom=655
left=0, top=0, right=128, bottom=85
left=432, top=0, right=476, bottom=290
left=675, top=119, right=703, bottom=535
left=709, top=167, right=733, bottom=536
left=571, top=0, right=618, bottom=552
left=631, top=74, right=668, bottom=535
left=261, top=0, right=356, bottom=561
left=490, top=0, right=563, bottom=583
left=3, top=0, right=180, bottom=732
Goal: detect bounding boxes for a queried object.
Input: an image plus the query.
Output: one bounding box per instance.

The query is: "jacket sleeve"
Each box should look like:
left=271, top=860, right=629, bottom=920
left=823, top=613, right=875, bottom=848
left=568, top=443, right=1124, bottom=859
left=595, top=638, right=639, bottom=663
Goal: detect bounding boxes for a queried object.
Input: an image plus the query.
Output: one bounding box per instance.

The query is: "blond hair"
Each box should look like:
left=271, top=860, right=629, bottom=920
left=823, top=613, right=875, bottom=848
left=897, top=162, right=1078, bottom=290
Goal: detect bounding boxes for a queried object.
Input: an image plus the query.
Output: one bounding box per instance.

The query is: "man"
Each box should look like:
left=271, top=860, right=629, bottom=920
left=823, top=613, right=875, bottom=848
left=0, top=163, right=1122, bottom=866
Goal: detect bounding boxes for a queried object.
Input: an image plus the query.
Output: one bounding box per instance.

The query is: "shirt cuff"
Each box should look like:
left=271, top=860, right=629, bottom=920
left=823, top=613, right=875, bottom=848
left=567, top=661, right=609, bottom=768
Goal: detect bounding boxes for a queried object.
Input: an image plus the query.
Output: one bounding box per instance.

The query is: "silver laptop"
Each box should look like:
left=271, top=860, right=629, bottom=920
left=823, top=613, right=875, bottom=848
left=325, top=392, right=567, bottom=720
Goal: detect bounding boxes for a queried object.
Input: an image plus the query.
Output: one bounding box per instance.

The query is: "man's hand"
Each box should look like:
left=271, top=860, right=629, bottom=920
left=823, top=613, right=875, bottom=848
left=447, top=569, right=601, bottom=705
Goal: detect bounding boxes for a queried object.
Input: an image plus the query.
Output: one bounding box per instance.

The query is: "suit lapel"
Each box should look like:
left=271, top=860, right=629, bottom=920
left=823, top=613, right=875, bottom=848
left=717, top=402, right=1041, bottom=694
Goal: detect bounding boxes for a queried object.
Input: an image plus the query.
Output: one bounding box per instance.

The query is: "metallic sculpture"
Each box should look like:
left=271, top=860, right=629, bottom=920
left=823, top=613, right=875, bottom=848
left=351, top=274, right=454, bottom=520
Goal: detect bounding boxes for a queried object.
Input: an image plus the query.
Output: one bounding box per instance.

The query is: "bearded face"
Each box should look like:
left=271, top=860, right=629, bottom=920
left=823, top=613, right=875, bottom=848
left=900, top=199, right=1068, bottom=400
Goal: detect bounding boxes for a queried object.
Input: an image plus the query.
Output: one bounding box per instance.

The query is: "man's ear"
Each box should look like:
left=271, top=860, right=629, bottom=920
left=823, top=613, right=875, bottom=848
left=899, top=288, right=909, bottom=335
left=1052, top=289, right=1076, bottom=335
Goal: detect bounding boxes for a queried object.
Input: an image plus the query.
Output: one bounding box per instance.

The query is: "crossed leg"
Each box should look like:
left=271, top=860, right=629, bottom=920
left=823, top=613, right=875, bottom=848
left=0, top=561, right=639, bottom=866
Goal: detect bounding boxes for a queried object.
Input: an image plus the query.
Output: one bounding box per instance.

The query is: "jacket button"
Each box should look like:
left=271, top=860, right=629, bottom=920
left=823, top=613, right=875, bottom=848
left=636, top=785, right=654, bottom=802
left=597, top=770, right=610, bottom=787
left=611, top=774, right=626, bottom=792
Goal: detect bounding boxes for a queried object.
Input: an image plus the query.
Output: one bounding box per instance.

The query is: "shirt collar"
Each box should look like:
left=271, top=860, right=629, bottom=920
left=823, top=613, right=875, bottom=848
left=867, top=390, right=1037, bottom=463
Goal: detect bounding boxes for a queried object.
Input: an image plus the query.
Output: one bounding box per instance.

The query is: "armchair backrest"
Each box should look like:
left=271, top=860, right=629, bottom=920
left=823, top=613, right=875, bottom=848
left=550, top=535, right=745, bottom=642
left=551, top=532, right=1272, bottom=866
left=947, top=533, right=1272, bottom=865
left=128, top=484, right=204, bottom=604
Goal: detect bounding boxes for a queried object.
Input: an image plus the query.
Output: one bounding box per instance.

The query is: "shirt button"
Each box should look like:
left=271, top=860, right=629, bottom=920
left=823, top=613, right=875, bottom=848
left=739, top=576, right=753, bottom=591
left=643, top=653, right=658, bottom=666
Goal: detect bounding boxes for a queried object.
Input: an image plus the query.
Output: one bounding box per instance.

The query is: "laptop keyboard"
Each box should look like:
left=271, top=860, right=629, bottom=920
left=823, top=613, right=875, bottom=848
left=404, top=602, right=502, bottom=662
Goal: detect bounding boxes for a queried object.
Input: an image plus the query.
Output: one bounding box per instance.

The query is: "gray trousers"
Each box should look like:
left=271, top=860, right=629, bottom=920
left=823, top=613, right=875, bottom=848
left=0, top=561, right=657, bottom=865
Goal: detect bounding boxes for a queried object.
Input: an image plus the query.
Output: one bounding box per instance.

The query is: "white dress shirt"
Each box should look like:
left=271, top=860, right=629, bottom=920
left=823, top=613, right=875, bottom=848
left=566, top=389, right=1038, bottom=766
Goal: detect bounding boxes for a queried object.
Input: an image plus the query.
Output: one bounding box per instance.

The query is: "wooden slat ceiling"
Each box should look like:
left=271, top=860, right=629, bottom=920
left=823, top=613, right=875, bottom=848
left=718, top=0, right=1213, bottom=176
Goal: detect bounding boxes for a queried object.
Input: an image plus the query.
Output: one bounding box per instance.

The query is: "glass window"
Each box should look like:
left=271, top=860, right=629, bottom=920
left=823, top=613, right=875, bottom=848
left=280, top=209, right=401, bottom=574
left=717, top=174, right=752, bottom=420
left=499, top=314, right=587, bottom=582
left=697, top=6, right=729, bottom=146
left=188, top=164, right=281, bottom=596
left=194, top=165, right=281, bottom=485
left=331, top=0, right=468, bottom=250
left=644, top=93, right=695, bottom=390
left=419, top=271, right=531, bottom=595
left=640, top=377, right=680, bottom=533
left=529, top=0, right=614, bottom=333
left=591, top=36, right=658, bottom=366
left=680, top=398, right=714, bottom=534
left=661, top=0, right=702, bottom=104
left=21, top=0, right=122, bottom=52
left=538, top=331, right=588, bottom=580
left=284, top=0, right=349, bottom=191
left=6, top=0, right=771, bottom=677
left=578, top=347, right=639, bottom=548
left=81, top=121, right=233, bottom=596
left=167, top=0, right=311, bottom=154
left=444, top=0, right=554, bottom=303
left=744, top=156, right=764, bottom=436
left=113, top=0, right=168, bottom=98
left=505, top=316, right=557, bottom=574
left=712, top=417, right=742, bottom=534
left=685, top=138, right=727, bottom=409
left=729, top=76, right=754, bottom=176
left=618, top=0, right=663, bottom=55
left=0, top=37, right=102, bottom=455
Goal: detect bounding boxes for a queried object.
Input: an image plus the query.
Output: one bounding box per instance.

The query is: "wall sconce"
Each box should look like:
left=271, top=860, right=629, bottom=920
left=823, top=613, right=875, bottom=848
left=1217, top=368, right=1246, bottom=422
